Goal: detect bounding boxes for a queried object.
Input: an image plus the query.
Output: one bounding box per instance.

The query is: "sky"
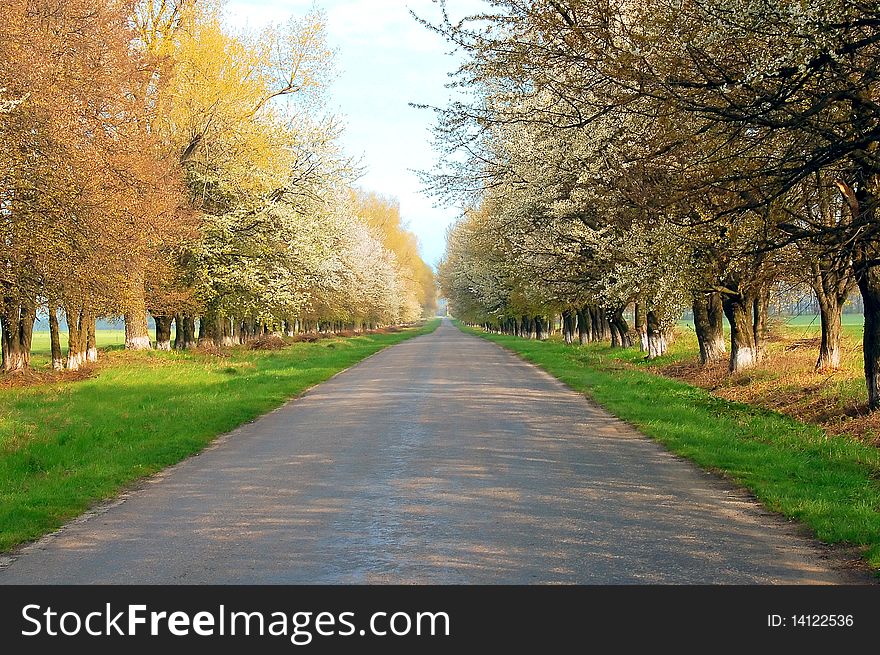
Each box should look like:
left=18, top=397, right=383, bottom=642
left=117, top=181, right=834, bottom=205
left=224, top=0, right=485, bottom=266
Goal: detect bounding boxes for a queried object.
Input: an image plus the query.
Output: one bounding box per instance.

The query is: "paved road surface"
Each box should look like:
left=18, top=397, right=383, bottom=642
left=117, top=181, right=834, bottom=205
left=0, top=319, right=859, bottom=583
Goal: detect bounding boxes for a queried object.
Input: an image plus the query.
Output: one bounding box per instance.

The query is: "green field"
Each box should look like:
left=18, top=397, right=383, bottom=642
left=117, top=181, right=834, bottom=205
left=782, top=313, right=864, bottom=327
left=29, top=330, right=127, bottom=362
left=779, top=314, right=864, bottom=340
left=0, top=320, right=440, bottom=552
left=461, top=322, right=880, bottom=571
left=679, top=313, right=864, bottom=338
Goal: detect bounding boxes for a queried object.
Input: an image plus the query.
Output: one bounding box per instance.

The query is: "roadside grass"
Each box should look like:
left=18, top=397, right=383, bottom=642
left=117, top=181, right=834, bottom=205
left=0, top=319, right=439, bottom=552
left=654, top=323, right=872, bottom=440
left=458, top=322, right=880, bottom=570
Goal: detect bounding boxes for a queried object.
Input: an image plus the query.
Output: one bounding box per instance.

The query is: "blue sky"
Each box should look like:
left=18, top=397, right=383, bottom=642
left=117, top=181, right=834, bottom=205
left=224, top=0, right=484, bottom=266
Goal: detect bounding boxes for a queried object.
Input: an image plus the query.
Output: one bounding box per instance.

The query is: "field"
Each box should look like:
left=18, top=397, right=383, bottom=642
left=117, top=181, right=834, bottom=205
left=781, top=313, right=864, bottom=328
left=462, top=320, right=880, bottom=570
left=26, top=330, right=128, bottom=369
left=0, top=320, right=440, bottom=552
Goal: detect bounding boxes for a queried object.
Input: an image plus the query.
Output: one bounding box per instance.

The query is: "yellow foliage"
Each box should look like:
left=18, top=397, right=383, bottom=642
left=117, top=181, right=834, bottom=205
left=354, top=190, right=438, bottom=316
left=136, top=1, right=332, bottom=211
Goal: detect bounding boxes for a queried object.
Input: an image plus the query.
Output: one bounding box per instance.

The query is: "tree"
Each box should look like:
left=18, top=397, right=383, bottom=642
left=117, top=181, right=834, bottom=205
left=1, top=0, right=185, bottom=371
left=426, top=0, right=880, bottom=401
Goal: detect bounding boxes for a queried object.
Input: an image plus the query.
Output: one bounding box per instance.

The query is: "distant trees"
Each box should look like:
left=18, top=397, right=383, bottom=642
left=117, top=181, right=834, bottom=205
left=1, top=0, right=435, bottom=373
left=355, top=191, right=438, bottom=321
left=428, top=1, right=879, bottom=405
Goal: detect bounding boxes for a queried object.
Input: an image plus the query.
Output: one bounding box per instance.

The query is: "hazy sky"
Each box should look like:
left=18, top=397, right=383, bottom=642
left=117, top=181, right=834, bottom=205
left=224, top=0, right=484, bottom=266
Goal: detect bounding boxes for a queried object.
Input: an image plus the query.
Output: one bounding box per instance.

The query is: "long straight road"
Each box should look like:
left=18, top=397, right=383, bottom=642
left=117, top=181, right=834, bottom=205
left=0, top=319, right=859, bottom=583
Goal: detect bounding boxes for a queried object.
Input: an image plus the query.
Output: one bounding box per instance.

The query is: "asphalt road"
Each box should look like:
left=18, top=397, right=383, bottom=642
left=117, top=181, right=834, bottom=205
left=0, top=319, right=859, bottom=583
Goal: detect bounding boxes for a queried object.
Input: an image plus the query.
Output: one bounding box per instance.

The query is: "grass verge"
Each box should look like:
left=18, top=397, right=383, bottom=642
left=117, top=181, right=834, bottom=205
left=0, top=319, right=440, bottom=552
left=657, top=322, right=876, bottom=442
left=458, top=322, right=880, bottom=571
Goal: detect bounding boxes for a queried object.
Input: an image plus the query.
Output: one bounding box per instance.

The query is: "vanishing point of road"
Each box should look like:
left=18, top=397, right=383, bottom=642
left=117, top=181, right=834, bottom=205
left=0, top=319, right=861, bottom=584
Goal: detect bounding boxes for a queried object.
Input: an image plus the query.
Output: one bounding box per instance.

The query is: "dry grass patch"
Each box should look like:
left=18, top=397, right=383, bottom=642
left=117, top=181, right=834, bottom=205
left=656, top=325, right=879, bottom=444
left=248, top=334, right=286, bottom=350
left=0, top=368, right=96, bottom=390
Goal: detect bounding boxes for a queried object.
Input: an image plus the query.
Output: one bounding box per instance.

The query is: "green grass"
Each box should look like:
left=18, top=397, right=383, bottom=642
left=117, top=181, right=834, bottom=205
left=30, top=329, right=127, bottom=355
left=28, top=330, right=127, bottom=369
left=782, top=313, right=864, bottom=327
left=678, top=313, right=864, bottom=339
left=0, top=320, right=440, bottom=552
left=458, top=322, right=880, bottom=570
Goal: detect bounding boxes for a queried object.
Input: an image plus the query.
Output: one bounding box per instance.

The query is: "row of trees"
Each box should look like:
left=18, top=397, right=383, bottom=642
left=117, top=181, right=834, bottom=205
left=429, top=1, right=880, bottom=407
left=1, top=0, right=436, bottom=373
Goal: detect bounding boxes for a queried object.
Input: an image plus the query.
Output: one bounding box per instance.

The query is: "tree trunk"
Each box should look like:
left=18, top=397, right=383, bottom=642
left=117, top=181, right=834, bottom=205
left=173, top=314, right=185, bottom=350
left=842, top=178, right=880, bottom=409
left=86, top=317, right=97, bottom=363
left=601, top=314, right=612, bottom=341
left=65, top=307, right=81, bottom=371
left=155, top=316, right=173, bottom=351
left=125, top=311, right=152, bottom=350
left=198, top=310, right=221, bottom=347
left=589, top=306, right=602, bottom=343
left=609, top=308, right=632, bottom=348
left=809, top=175, right=856, bottom=371
left=693, top=291, right=726, bottom=366
left=64, top=303, right=90, bottom=371
left=816, top=301, right=843, bottom=372
left=722, top=292, right=758, bottom=372
left=706, top=291, right=726, bottom=361
left=562, top=310, right=574, bottom=345
left=812, top=261, right=852, bottom=372
left=220, top=316, right=237, bottom=347
left=753, top=285, right=771, bottom=363
left=48, top=303, right=63, bottom=370
left=124, top=264, right=151, bottom=350
left=1, top=297, right=35, bottom=373
left=610, top=321, right=622, bottom=348
left=856, top=263, right=880, bottom=410
left=646, top=310, right=667, bottom=359
left=182, top=315, right=197, bottom=349
left=534, top=315, right=545, bottom=340
left=576, top=307, right=590, bottom=344
left=635, top=300, right=649, bottom=352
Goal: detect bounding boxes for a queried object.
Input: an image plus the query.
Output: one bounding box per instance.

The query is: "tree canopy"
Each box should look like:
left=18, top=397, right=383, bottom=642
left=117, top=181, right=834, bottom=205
left=1, top=0, right=437, bottom=371
left=429, top=0, right=880, bottom=406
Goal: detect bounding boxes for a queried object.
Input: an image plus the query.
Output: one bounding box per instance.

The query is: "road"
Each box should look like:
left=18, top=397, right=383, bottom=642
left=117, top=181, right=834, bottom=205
left=0, top=319, right=859, bottom=583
